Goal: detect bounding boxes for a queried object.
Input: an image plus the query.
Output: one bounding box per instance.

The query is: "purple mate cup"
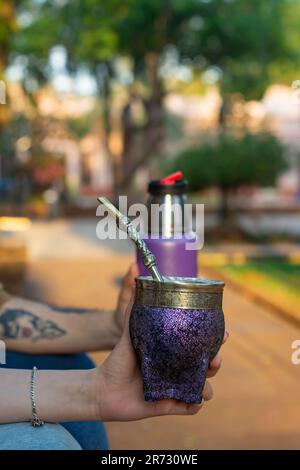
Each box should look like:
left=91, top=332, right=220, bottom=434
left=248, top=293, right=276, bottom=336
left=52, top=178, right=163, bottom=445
left=129, top=276, right=225, bottom=404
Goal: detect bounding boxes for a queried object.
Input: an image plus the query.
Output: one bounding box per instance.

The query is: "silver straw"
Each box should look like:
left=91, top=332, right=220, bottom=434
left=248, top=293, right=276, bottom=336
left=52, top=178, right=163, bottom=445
left=98, top=197, right=164, bottom=282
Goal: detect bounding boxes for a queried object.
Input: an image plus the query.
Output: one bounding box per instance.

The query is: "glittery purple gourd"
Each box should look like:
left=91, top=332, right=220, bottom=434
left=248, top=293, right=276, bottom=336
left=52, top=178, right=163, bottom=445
left=129, top=276, right=225, bottom=404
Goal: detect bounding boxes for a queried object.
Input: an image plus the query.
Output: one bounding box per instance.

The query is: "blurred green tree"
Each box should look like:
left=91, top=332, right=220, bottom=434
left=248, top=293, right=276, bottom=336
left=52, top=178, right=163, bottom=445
left=8, top=0, right=300, bottom=192
left=0, top=0, right=18, bottom=75
left=166, top=131, right=288, bottom=225
left=181, top=0, right=299, bottom=100
left=0, top=1, right=22, bottom=176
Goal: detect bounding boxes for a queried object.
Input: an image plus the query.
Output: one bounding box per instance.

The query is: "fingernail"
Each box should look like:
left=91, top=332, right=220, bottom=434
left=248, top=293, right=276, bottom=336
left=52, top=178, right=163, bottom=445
left=209, top=355, right=222, bottom=370
left=223, top=331, right=229, bottom=343
left=215, top=356, right=222, bottom=368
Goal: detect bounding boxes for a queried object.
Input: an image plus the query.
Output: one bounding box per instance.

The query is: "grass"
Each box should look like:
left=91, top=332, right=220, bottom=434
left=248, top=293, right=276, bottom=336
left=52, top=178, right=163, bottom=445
left=217, top=261, right=300, bottom=316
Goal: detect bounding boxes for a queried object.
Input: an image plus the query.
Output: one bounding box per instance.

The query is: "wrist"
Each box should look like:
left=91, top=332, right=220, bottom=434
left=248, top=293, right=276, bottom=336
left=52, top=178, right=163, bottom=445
left=37, top=369, right=97, bottom=422
left=89, top=366, right=110, bottom=421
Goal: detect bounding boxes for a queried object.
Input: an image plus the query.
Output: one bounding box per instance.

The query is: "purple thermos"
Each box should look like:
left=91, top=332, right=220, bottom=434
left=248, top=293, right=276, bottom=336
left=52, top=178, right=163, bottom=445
left=137, top=173, right=198, bottom=277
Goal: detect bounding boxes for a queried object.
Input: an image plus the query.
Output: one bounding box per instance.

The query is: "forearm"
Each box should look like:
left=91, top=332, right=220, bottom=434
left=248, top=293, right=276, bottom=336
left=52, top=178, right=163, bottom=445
left=0, top=368, right=97, bottom=424
left=0, top=296, right=120, bottom=354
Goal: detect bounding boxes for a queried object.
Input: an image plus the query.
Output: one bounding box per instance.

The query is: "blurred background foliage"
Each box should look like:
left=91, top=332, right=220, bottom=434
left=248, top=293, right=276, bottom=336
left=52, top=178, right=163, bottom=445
left=165, top=130, right=288, bottom=233
left=0, top=0, right=300, bottom=233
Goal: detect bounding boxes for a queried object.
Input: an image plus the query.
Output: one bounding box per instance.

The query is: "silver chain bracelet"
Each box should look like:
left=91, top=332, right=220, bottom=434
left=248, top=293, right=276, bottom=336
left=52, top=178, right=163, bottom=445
left=30, top=366, right=44, bottom=427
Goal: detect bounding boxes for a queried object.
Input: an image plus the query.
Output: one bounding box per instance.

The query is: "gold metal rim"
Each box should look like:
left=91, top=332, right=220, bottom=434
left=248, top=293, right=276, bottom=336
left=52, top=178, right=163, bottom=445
left=136, top=276, right=225, bottom=293
left=134, top=276, right=224, bottom=309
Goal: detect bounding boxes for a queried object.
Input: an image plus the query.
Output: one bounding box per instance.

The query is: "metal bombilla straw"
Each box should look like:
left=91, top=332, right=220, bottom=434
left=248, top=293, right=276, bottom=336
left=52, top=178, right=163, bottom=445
left=97, top=197, right=164, bottom=282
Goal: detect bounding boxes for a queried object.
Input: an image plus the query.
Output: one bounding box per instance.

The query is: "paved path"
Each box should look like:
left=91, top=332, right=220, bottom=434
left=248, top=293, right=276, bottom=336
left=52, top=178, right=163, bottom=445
left=18, top=220, right=300, bottom=449
left=12, top=218, right=300, bottom=261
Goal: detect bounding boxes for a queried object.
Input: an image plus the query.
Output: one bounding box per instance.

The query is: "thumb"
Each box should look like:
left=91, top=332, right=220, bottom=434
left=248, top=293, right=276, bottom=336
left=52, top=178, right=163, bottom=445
left=124, top=289, right=135, bottom=322
left=119, top=263, right=138, bottom=303
left=119, top=289, right=135, bottom=343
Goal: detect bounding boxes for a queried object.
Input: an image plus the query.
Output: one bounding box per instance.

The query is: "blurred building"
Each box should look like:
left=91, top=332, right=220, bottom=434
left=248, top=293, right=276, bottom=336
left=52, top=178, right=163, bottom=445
left=165, top=84, right=300, bottom=204
left=6, top=83, right=114, bottom=203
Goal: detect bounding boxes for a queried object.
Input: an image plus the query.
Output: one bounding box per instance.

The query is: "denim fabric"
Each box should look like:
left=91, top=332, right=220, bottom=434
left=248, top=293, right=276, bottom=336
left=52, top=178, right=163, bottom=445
left=0, top=422, right=82, bottom=450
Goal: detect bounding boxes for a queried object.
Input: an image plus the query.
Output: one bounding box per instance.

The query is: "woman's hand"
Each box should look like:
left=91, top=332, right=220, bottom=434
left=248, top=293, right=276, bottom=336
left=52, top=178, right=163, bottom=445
left=91, top=297, right=228, bottom=422
left=113, top=263, right=139, bottom=335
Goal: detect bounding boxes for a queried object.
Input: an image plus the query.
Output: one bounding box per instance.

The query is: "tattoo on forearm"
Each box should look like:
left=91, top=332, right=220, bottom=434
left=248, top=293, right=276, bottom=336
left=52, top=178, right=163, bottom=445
left=0, top=309, right=66, bottom=342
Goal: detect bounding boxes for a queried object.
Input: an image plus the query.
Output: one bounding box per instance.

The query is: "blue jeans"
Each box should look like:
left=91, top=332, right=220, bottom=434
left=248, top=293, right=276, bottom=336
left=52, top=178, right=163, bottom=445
left=1, top=304, right=109, bottom=450
left=0, top=423, right=82, bottom=450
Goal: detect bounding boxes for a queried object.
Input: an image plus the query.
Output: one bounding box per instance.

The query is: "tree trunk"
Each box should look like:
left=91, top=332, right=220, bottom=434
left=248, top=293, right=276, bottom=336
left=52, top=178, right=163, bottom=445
left=219, top=187, right=230, bottom=226
left=101, top=67, right=111, bottom=152
left=145, top=52, right=164, bottom=134
left=117, top=52, right=164, bottom=199
left=95, top=63, right=119, bottom=200
left=219, top=186, right=241, bottom=238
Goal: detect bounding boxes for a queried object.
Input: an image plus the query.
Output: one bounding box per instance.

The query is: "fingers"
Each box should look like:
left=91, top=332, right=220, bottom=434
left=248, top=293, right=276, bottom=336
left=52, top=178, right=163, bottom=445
left=147, top=380, right=213, bottom=418
left=165, top=401, right=203, bottom=416
left=207, top=354, right=222, bottom=378
left=207, top=330, right=229, bottom=378
left=147, top=399, right=202, bottom=417
left=223, top=330, right=229, bottom=344
left=202, top=380, right=213, bottom=401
